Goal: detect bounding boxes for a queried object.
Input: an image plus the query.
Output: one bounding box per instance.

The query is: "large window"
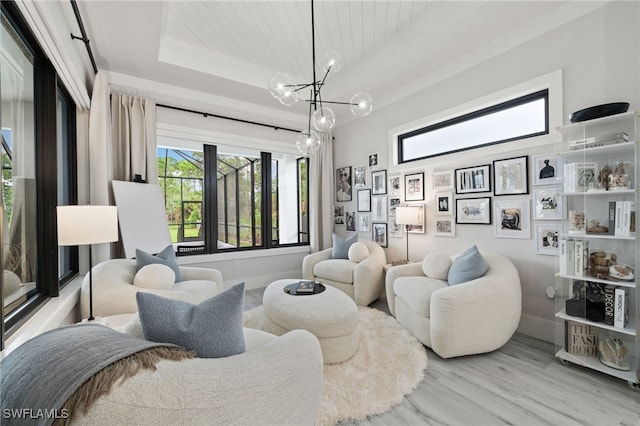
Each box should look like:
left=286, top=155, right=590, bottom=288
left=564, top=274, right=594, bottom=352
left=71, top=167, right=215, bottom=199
left=157, top=142, right=309, bottom=254
left=398, top=90, right=549, bottom=162
left=1, top=2, right=77, bottom=340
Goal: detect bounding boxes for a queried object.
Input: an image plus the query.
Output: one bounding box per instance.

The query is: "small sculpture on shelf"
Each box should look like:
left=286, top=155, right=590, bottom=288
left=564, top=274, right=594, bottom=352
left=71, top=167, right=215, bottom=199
left=609, top=161, right=631, bottom=190
left=597, top=164, right=612, bottom=190
left=599, top=337, right=631, bottom=371
left=589, top=250, right=618, bottom=279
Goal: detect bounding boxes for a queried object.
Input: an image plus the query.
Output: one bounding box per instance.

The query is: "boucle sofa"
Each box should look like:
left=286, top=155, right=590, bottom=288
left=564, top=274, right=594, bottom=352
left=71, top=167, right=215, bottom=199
left=81, top=259, right=223, bottom=318
left=386, top=251, right=521, bottom=358
left=302, top=239, right=386, bottom=306
left=72, top=317, right=324, bottom=425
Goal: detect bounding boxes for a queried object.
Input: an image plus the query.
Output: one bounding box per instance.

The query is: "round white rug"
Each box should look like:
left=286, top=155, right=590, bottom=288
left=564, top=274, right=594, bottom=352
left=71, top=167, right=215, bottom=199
left=243, top=306, right=428, bottom=425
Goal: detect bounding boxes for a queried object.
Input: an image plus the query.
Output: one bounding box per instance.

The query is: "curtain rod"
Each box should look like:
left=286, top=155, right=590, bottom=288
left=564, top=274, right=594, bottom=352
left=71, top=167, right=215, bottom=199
left=157, top=103, right=301, bottom=134
left=70, top=0, right=98, bottom=74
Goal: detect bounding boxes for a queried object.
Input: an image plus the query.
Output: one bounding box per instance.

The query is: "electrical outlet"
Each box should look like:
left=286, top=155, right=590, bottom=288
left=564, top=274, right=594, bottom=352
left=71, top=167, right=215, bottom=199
left=545, top=286, right=556, bottom=299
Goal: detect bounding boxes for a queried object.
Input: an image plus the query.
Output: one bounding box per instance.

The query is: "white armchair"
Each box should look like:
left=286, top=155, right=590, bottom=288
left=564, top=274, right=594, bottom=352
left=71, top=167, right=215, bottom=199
left=386, top=252, right=521, bottom=358
left=302, top=239, right=387, bottom=306
left=80, top=259, right=224, bottom=318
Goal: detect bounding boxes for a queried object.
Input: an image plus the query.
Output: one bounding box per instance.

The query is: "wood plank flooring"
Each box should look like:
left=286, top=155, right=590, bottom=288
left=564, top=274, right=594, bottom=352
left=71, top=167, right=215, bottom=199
left=243, top=288, right=640, bottom=426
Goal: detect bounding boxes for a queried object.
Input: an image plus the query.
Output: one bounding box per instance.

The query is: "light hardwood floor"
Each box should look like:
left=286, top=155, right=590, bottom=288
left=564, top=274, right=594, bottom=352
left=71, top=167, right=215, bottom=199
left=244, top=288, right=640, bottom=426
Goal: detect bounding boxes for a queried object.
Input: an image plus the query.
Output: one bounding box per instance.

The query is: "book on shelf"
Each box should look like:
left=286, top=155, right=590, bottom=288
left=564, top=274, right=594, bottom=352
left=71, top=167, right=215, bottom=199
left=621, top=201, right=635, bottom=237
left=566, top=239, right=575, bottom=276
left=559, top=238, right=568, bottom=276
left=608, top=201, right=617, bottom=235
left=574, top=240, right=588, bottom=277
left=565, top=320, right=598, bottom=357
left=568, top=132, right=629, bottom=150
left=608, top=201, right=636, bottom=236
left=603, top=285, right=616, bottom=326
left=296, top=280, right=316, bottom=293
left=563, top=162, right=576, bottom=193
left=614, top=287, right=630, bottom=329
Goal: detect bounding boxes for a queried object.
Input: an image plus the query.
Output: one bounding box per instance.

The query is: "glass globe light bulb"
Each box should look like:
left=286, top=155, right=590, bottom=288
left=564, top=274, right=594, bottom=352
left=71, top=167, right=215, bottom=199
left=268, top=72, right=292, bottom=100
left=323, top=51, right=342, bottom=74
left=311, top=106, right=336, bottom=132
left=279, top=89, right=299, bottom=106
left=296, top=130, right=320, bottom=155
left=350, top=92, right=373, bottom=117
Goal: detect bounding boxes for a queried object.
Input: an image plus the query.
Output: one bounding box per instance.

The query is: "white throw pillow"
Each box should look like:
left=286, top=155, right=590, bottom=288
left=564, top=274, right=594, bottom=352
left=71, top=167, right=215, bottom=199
left=133, top=263, right=175, bottom=290
left=348, top=242, right=370, bottom=263
left=422, top=252, right=452, bottom=280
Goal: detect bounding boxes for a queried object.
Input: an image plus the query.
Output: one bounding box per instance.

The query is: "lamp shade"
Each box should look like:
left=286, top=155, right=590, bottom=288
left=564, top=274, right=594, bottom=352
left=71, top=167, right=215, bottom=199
left=395, top=206, right=421, bottom=226
left=57, top=205, right=119, bottom=246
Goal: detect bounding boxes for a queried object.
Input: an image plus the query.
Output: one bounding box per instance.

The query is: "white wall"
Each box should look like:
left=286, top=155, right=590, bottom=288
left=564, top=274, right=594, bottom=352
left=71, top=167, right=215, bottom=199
left=332, top=2, right=640, bottom=343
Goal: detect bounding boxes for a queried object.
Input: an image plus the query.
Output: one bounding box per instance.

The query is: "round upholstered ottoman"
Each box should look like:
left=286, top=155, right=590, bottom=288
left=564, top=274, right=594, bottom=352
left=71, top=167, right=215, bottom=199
left=263, top=279, right=358, bottom=364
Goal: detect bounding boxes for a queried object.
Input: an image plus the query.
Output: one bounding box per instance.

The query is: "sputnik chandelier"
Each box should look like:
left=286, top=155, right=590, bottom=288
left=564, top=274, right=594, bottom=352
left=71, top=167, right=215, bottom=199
left=268, top=0, right=373, bottom=155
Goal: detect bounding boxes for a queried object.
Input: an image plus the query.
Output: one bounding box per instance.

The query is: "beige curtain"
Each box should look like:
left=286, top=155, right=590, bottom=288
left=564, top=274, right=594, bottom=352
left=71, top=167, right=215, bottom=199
left=309, top=132, right=334, bottom=252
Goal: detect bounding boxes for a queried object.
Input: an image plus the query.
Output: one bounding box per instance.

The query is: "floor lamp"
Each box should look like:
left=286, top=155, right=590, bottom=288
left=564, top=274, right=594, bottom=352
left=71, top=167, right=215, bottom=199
left=395, top=206, right=422, bottom=262
left=57, top=205, right=118, bottom=321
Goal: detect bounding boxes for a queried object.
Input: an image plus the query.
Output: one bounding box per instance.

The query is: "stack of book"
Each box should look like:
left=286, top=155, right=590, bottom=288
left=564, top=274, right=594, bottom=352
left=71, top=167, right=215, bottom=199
left=568, top=132, right=629, bottom=150
left=563, top=162, right=598, bottom=193
left=559, top=238, right=589, bottom=277
left=608, top=201, right=636, bottom=236
left=565, top=320, right=598, bottom=356
left=604, top=285, right=630, bottom=329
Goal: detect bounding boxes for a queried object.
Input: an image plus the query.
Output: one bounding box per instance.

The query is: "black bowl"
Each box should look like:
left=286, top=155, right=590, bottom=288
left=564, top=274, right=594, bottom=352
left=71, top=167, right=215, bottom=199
left=569, top=102, right=629, bottom=123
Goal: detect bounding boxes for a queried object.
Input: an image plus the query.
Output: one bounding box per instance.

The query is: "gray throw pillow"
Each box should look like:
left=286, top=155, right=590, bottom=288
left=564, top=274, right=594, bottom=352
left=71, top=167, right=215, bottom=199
left=331, top=233, right=358, bottom=259
left=136, top=282, right=246, bottom=358
left=447, top=245, right=489, bottom=285
left=136, top=244, right=182, bottom=282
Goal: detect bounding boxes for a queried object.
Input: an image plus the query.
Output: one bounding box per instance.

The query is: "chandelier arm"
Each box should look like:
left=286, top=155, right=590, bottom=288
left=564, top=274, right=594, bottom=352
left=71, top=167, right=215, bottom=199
left=317, top=100, right=359, bottom=106
left=311, top=0, right=317, bottom=108
left=307, top=89, right=313, bottom=132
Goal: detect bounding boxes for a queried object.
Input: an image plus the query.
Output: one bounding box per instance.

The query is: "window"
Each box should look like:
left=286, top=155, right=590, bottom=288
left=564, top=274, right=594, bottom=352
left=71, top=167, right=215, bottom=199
left=398, top=90, right=549, bottom=163
left=157, top=142, right=309, bottom=254
left=1, top=2, right=77, bottom=340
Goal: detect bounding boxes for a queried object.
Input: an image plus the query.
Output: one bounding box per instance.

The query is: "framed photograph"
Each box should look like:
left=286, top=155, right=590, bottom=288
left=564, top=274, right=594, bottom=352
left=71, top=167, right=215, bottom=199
left=372, top=169, right=387, bottom=195
left=358, top=214, right=370, bottom=232
left=434, top=217, right=456, bottom=237
left=533, top=189, right=565, bottom=220
left=455, top=164, right=491, bottom=194
left=576, top=162, right=598, bottom=192
left=336, top=166, right=352, bottom=202
left=388, top=174, right=402, bottom=196
left=435, top=191, right=453, bottom=216
left=456, top=197, right=491, bottom=224
left=535, top=223, right=561, bottom=256
left=368, top=152, right=379, bottom=168
left=493, top=155, right=529, bottom=196
left=433, top=170, right=454, bottom=190
left=372, top=222, right=388, bottom=247
left=406, top=203, right=425, bottom=234
left=357, top=189, right=371, bottom=212
left=345, top=211, right=356, bottom=232
left=404, top=172, right=425, bottom=201
left=354, top=165, right=367, bottom=189
left=532, top=154, right=563, bottom=186
left=371, top=195, right=387, bottom=221
left=334, top=206, right=345, bottom=225
left=494, top=199, right=531, bottom=239
left=388, top=197, right=402, bottom=238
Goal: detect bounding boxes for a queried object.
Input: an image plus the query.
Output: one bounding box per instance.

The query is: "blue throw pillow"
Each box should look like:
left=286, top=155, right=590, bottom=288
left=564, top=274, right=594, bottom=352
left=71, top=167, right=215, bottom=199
left=447, top=245, right=489, bottom=285
left=136, top=245, right=182, bottom=282
left=331, top=233, right=358, bottom=259
left=136, top=282, right=246, bottom=358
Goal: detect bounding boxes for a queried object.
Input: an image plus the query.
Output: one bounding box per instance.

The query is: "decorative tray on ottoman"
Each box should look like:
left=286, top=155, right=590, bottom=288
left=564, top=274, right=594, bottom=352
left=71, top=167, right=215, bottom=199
left=284, top=281, right=326, bottom=295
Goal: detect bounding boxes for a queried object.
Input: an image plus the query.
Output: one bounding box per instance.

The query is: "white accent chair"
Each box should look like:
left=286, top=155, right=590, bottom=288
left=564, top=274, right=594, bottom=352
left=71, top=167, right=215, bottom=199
left=302, top=239, right=387, bottom=306
left=80, top=259, right=223, bottom=318
left=385, top=252, right=521, bottom=358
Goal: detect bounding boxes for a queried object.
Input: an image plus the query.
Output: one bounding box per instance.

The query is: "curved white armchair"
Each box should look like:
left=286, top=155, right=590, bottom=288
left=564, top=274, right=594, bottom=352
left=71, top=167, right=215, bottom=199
left=386, top=252, right=521, bottom=358
left=80, top=259, right=224, bottom=318
left=302, top=239, right=387, bottom=306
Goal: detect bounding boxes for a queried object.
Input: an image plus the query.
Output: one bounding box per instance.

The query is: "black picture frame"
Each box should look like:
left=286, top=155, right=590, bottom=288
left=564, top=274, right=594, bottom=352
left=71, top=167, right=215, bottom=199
left=336, top=166, right=352, bottom=202
left=493, top=155, right=529, bottom=196
left=372, top=222, right=388, bottom=247
left=372, top=169, right=387, bottom=195
left=455, top=164, right=491, bottom=194
left=357, top=189, right=371, bottom=212
left=404, top=172, right=425, bottom=201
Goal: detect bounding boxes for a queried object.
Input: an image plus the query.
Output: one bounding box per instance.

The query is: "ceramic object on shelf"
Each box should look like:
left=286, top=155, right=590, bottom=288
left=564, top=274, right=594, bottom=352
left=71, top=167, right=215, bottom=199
left=569, top=102, right=629, bottom=123
left=609, top=264, right=634, bottom=281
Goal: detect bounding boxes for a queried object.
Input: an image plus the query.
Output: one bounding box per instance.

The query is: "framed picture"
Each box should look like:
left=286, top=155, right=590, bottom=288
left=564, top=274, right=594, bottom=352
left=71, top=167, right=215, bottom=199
left=357, top=189, right=371, bottom=212
left=533, top=189, right=565, bottom=220
left=358, top=214, right=370, bottom=232
left=372, top=222, right=388, bottom=247
left=345, top=211, right=356, bottom=232
left=336, top=166, right=352, bottom=202
left=532, top=154, right=563, bottom=186
left=434, top=217, right=456, bottom=237
left=433, top=170, right=454, bottom=190
left=372, top=169, right=387, bottom=195
left=404, top=172, right=425, bottom=201
left=354, top=165, right=367, bottom=189
left=388, top=174, right=402, bottom=197
left=455, top=164, right=491, bottom=194
left=371, top=195, right=387, bottom=221
left=493, top=155, right=529, bottom=196
left=334, top=205, right=345, bottom=225
left=407, top=203, right=425, bottom=234
left=576, top=162, right=598, bottom=192
left=494, top=199, right=531, bottom=239
left=368, top=152, right=379, bottom=168
left=435, top=191, right=453, bottom=216
left=535, top=223, right=561, bottom=256
left=456, top=197, right=491, bottom=224
left=388, top=197, right=402, bottom=238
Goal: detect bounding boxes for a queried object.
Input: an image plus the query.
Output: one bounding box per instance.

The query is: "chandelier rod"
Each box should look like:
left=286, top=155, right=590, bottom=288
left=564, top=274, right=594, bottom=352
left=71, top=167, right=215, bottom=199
left=311, top=0, right=318, bottom=110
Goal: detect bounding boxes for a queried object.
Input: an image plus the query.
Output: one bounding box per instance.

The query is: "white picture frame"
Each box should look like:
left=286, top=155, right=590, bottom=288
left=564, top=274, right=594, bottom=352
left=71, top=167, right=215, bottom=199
left=388, top=197, right=402, bottom=238
left=433, top=170, right=454, bottom=190
left=372, top=169, right=387, bottom=195
left=354, top=165, right=367, bottom=189
left=456, top=197, right=491, bottom=224
left=358, top=214, right=370, bottom=232
left=371, top=195, right=387, bottom=221
left=406, top=203, right=425, bottom=234
left=532, top=154, right=563, bottom=186
left=357, top=189, right=371, bottom=212
left=435, top=191, right=453, bottom=216
left=533, top=189, right=565, bottom=220
left=535, top=223, right=561, bottom=256
left=388, top=174, right=402, bottom=197
left=434, top=217, right=456, bottom=237
left=494, top=199, right=531, bottom=239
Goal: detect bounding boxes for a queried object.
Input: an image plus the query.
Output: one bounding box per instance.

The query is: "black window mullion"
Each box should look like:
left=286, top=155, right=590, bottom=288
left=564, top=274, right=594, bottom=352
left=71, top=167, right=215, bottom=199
left=261, top=152, right=272, bottom=249
left=250, top=161, right=256, bottom=246
left=203, top=145, right=217, bottom=253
